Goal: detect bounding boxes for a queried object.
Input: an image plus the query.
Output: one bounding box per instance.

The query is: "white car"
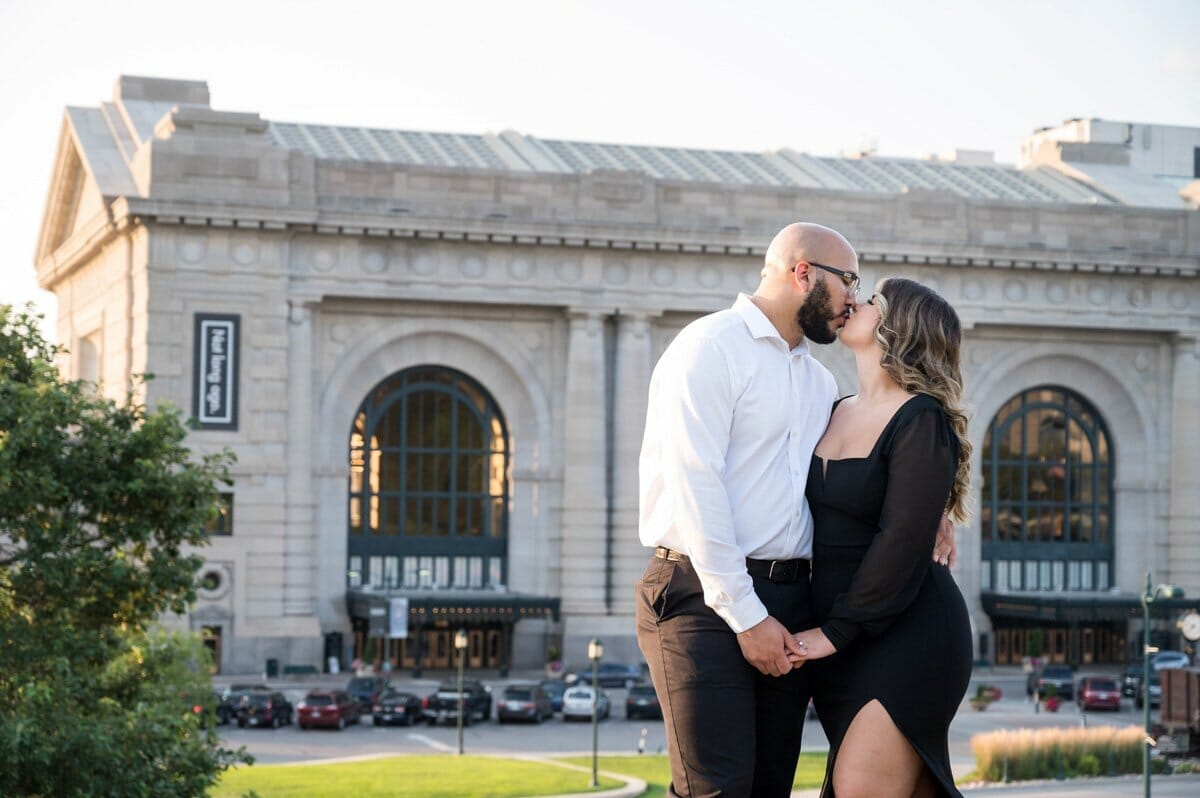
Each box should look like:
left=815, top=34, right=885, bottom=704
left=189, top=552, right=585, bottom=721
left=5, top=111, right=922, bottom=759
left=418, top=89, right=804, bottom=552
left=562, top=685, right=611, bottom=721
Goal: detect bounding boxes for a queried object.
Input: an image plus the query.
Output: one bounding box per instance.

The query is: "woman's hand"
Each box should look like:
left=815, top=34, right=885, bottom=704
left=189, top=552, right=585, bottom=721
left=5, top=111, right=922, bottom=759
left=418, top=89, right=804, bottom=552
left=786, top=628, right=836, bottom=666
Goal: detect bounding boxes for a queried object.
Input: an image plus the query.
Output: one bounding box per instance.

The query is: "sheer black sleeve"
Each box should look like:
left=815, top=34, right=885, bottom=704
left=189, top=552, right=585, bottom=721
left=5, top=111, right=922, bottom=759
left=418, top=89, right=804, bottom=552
left=820, top=405, right=956, bottom=650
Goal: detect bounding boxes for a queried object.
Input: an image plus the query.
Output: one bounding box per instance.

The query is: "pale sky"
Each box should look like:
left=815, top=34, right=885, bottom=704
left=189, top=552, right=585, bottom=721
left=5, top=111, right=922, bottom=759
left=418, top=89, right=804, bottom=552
left=2, top=0, right=1197, bottom=338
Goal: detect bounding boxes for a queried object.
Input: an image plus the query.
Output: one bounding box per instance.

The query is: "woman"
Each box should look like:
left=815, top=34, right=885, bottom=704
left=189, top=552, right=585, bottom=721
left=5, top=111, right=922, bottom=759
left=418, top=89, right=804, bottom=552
left=791, top=277, right=973, bottom=798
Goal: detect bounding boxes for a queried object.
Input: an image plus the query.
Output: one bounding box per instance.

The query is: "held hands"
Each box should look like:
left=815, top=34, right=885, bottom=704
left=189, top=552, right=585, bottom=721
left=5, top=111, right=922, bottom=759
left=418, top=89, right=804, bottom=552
left=786, top=628, right=836, bottom=667
left=932, top=514, right=957, bottom=567
left=736, top=615, right=806, bottom=677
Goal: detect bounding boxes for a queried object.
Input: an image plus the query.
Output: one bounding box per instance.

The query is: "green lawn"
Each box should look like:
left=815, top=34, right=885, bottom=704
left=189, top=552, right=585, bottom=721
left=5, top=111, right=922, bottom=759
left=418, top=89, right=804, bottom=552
left=211, top=755, right=622, bottom=797
left=562, top=753, right=829, bottom=797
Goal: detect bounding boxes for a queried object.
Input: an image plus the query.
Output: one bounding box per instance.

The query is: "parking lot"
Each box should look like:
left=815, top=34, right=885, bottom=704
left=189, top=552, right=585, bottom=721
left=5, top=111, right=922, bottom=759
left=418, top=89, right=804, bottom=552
left=215, top=668, right=1166, bottom=778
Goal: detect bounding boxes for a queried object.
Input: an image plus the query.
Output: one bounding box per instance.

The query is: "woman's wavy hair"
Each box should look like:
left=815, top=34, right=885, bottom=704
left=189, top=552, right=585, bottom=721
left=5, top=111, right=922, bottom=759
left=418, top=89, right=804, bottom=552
left=872, top=277, right=972, bottom=522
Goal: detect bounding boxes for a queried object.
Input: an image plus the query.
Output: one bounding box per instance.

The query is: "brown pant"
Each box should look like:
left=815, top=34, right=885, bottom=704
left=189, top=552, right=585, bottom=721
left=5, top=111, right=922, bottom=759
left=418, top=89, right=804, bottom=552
left=636, top=554, right=813, bottom=798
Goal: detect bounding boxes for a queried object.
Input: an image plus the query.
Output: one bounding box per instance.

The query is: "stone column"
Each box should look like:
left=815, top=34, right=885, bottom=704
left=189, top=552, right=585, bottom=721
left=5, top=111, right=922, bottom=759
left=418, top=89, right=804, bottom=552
left=1167, top=334, right=1200, bottom=594
left=611, top=311, right=654, bottom=617
left=559, top=309, right=608, bottom=616
left=283, top=299, right=316, bottom=616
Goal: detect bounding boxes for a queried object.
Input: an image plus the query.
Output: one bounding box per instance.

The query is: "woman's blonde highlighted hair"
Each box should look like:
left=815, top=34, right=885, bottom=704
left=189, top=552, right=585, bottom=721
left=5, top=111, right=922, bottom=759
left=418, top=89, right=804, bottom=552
left=872, top=277, right=972, bottom=522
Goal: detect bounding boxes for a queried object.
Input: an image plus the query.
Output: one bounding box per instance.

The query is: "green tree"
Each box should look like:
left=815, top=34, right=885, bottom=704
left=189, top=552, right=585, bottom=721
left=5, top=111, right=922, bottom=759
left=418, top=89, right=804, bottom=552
left=0, top=305, right=250, bottom=797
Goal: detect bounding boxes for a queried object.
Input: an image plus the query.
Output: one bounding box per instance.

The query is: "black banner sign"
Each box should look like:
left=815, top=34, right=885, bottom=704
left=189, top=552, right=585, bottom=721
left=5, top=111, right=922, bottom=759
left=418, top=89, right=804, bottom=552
left=192, top=314, right=240, bottom=430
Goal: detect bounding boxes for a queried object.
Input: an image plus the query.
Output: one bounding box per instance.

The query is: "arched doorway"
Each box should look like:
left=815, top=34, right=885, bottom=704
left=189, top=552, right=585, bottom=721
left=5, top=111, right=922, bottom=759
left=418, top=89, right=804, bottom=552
left=979, top=386, right=1124, bottom=665
left=344, top=365, right=551, bottom=673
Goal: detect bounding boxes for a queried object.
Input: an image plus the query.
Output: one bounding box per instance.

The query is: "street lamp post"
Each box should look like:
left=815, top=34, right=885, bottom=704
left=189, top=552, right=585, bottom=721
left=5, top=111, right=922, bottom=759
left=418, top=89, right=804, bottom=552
left=588, top=638, right=604, bottom=788
left=1141, top=572, right=1183, bottom=798
left=455, top=628, right=468, bottom=756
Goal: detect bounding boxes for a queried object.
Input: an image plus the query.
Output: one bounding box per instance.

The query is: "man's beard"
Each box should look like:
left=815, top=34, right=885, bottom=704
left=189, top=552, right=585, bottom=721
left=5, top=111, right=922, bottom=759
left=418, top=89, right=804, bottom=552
left=796, top=279, right=839, bottom=345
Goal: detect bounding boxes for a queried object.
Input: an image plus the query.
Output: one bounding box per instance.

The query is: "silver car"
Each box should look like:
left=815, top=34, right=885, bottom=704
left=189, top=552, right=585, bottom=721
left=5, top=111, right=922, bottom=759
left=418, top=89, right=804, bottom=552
left=562, top=685, right=611, bottom=721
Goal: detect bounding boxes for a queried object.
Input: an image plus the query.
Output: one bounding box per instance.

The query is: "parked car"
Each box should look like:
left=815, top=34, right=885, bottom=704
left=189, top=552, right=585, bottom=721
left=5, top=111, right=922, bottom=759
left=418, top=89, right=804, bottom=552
left=216, top=683, right=268, bottom=725
left=424, top=680, right=492, bottom=725
left=1076, top=676, right=1122, bottom=711
left=236, top=690, right=294, bottom=728
left=298, top=689, right=361, bottom=730
left=566, top=662, right=644, bottom=688
left=1027, top=664, right=1075, bottom=700
left=345, top=675, right=390, bottom=713
left=372, top=688, right=424, bottom=726
left=562, top=685, right=611, bottom=721
left=624, top=684, right=662, bottom=720
left=1152, top=650, right=1192, bottom=670
left=1121, top=663, right=1143, bottom=698
left=497, top=683, right=554, bottom=723
left=1136, top=653, right=1192, bottom=709
left=539, top=679, right=567, bottom=713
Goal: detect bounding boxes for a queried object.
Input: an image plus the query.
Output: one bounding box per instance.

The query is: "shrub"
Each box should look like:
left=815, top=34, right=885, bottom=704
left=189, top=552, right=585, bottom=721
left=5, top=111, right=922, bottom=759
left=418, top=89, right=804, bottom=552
left=971, top=725, right=1144, bottom=782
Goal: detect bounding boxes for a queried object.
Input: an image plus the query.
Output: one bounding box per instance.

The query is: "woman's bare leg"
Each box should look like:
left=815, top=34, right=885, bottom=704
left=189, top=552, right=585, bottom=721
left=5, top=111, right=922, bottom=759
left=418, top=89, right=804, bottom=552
left=830, top=699, right=932, bottom=798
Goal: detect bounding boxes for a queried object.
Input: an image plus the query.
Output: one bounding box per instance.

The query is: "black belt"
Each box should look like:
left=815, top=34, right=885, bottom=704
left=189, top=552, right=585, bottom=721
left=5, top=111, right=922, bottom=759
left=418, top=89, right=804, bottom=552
left=653, top=546, right=810, bottom=584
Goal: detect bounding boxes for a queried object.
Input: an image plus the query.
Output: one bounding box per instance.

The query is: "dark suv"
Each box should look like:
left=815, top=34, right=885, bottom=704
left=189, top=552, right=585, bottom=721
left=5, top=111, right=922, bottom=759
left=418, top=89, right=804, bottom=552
left=345, top=676, right=390, bottom=713
left=1027, top=664, right=1075, bottom=700
left=236, top=690, right=294, bottom=728
left=497, top=684, right=553, bottom=724
left=216, top=683, right=268, bottom=725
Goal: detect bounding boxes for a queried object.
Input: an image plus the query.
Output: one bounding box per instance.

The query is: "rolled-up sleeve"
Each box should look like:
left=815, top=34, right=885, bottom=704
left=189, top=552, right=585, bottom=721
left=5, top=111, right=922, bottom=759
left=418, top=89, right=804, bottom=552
left=644, top=335, right=766, bottom=633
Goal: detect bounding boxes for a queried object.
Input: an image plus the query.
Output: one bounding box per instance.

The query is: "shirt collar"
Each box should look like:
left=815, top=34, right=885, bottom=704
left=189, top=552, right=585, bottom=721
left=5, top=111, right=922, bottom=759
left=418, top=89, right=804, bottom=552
left=732, top=293, right=810, bottom=355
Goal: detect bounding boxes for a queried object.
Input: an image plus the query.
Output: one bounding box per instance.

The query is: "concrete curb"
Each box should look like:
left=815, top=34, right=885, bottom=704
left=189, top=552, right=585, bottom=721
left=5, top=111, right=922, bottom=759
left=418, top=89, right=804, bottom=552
left=509, top=755, right=648, bottom=798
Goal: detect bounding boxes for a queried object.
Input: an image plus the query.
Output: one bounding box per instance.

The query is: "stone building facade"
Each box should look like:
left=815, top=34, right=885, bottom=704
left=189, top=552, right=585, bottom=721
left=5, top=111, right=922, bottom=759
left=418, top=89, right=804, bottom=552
left=34, top=76, right=1200, bottom=674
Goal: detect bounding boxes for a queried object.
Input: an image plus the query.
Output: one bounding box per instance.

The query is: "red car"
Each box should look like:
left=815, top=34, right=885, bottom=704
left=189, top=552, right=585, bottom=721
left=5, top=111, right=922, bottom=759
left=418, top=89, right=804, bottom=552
left=298, top=689, right=362, bottom=730
left=1076, top=676, right=1121, bottom=711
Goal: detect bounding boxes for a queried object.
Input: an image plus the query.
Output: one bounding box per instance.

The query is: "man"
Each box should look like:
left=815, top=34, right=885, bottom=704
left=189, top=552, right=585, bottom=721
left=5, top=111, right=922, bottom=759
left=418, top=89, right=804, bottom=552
left=636, top=222, right=954, bottom=797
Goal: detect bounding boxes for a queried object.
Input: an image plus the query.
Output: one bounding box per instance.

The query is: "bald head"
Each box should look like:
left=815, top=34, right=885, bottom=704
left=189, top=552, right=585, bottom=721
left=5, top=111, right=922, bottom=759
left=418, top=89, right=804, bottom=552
left=749, top=222, right=860, bottom=348
left=761, top=223, right=857, bottom=282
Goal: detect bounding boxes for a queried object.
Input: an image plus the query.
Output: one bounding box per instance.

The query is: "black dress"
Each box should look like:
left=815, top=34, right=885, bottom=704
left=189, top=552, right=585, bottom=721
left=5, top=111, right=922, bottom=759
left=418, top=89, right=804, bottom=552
left=806, top=394, right=972, bottom=798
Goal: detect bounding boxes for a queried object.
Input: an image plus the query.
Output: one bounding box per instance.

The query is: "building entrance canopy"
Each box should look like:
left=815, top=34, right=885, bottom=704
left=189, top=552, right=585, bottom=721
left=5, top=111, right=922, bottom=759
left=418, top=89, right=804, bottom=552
left=347, top=589, right=560, bottom=629
left=982, top=592, right=1193, bottom=624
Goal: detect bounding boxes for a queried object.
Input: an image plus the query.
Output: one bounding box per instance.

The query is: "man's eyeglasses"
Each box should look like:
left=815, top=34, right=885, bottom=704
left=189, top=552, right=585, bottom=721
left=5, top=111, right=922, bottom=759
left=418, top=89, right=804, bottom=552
left=807, top=261, right=860, bottom=295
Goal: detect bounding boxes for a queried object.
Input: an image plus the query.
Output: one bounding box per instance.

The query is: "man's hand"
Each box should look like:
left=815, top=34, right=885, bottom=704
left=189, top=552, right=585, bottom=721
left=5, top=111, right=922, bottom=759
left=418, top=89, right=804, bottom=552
left=932, top=514, right=957, bottom=567
left=736, top=615, right=805, bottom=677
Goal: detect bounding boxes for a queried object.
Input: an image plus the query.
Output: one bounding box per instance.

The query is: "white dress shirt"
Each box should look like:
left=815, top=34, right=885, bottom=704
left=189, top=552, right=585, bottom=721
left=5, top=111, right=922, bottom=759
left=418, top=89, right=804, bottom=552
left=639, top=293, right=838, bottom=633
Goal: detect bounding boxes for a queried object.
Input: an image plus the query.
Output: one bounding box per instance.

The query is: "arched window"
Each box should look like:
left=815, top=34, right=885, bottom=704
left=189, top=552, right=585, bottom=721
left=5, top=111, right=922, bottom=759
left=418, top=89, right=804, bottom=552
left=980, top=386, right=1113, bottom=592
left=346, top=366, right=509, bottom=591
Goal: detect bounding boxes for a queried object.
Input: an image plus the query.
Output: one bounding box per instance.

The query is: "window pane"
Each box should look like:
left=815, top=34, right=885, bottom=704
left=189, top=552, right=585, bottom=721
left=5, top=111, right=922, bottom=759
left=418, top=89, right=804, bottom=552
left=369, top=556, right=383, bottom=588
left=980, top=560, right=991, bottom=590
left=454, top=556, right=468, bottom=588
left=1052, top=561, right=1064, bottom=590
left=418, top=556, right=434, bottom=588
left=403, top=557, right=418, bottom=587
left=1098, top=562, right=1110, bottom=590
left=1081, top=562, right=1093, bottom=590
left=469, top=557, right=483, bottom=588
left=203, top=493, right=234, bottom=536
left=458, top=402, right=484, bottom=449
left=384, top=556, right=399, bottom=588
left=980, top=504, right=992, bottom=541
left=489, top=498, right=504, bottom=539
left=1025, top=561, right=1037, bottom=590
left=996, top=561, right=1009, bottom=591
left=349, top=556, right=362, bottom=588
left=375, top=402, right=403, bottom=448
left=1009, top=561, right=1021, bottom=590
left=377, top=451, right=402, bottom=493
left=435, top=556, right=449, bottom=587
left=489, top=557, right=502, bottom=588
left=1039, top=561, right=1051, bottom=591
left=1067, top=561, right=1080, bottom=590
left=434, top=498, right=451, bottom=536
left=381, top=496, right=399, bottom=536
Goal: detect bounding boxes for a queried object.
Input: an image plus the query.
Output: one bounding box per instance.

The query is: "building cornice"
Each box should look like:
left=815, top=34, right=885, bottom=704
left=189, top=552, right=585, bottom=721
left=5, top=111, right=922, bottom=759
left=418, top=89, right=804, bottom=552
left=36, top=191, right=1200, bottom=290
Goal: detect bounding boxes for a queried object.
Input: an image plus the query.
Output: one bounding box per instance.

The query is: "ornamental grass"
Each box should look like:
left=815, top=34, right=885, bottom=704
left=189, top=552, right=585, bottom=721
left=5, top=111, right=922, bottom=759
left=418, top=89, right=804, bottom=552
left=971, top=725, right=1144, bottom=782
